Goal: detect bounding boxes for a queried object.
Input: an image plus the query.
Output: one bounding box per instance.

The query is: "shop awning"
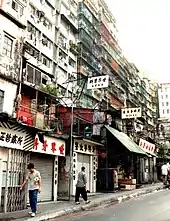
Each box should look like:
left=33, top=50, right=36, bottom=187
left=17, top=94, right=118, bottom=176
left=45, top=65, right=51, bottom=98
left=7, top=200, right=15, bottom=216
left=105, top=125, right=147, bottom=155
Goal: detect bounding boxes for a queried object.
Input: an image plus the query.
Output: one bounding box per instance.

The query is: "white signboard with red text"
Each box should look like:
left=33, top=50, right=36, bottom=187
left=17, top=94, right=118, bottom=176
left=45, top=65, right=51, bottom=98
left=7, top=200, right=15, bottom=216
left=32, top=135, right=65, bottom=156
left=139, top=138, right=155, bottom=155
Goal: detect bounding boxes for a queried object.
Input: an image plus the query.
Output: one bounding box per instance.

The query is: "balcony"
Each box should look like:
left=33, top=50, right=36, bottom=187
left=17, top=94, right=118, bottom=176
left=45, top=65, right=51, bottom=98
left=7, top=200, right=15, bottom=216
left=69, top=42, right=79, bottom=55
left=78, top=2, right=100, bottom=33
left=77, top=66, right=88, bottom=76
left=102, top=51, right=127, bottom=84
left=80, top=49, right=101, bottom=74
left=101, top=38, right=118, bottom=63
left=58, top=50, right=68, bottom=71
left=79, top=29, right=94, bottom=48
left=61, top=12, right=78, bottom=33
left=16, top=93, right=63, bottom=132
left=78, top=15, right=100, bottom=40
left=17, top=105, right=63, bottom=132
left=58, top=34, right=69, bottom=53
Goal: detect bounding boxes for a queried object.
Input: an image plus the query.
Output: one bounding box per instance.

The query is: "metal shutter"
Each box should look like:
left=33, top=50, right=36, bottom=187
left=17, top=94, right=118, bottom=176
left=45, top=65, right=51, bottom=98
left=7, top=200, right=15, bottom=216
left=30, top=154, right=54, bottom=202
left=77, top=154, right=90, bottom=191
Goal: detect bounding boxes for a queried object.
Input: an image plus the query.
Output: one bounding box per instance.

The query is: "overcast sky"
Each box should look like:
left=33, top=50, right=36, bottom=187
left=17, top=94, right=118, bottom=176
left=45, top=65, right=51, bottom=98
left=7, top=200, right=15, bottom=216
left=106, top=0, right=170, bottom=83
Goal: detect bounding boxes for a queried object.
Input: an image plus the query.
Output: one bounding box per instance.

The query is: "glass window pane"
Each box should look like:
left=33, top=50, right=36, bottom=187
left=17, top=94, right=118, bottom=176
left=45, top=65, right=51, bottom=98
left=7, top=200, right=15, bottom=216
left=27, top=65, right=34, bottom=83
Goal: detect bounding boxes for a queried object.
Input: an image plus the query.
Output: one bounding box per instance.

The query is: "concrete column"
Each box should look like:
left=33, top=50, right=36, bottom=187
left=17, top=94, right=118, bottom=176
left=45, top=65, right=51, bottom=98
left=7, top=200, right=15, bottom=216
left=72, top=152, right=78, bottom=196
left=90, top=155, right=93, bottom=192
left=92, top=155, right=98, bottom=193
left=53, top=156, right=58, bottom=201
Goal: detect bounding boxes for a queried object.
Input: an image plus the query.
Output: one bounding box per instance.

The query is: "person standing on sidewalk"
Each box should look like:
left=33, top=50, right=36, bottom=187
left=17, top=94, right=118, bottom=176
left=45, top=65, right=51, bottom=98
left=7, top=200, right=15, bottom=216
left=75, top=166, right=90, bottom=205
left=161, top=163, right=169, bottom=185
left=20, top=163, right=41, bottom=217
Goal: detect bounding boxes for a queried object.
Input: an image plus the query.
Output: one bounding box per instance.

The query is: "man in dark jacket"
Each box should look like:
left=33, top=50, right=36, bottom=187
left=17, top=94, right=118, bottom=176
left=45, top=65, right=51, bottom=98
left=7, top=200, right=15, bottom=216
left=75, top=166, right=90, bottom=204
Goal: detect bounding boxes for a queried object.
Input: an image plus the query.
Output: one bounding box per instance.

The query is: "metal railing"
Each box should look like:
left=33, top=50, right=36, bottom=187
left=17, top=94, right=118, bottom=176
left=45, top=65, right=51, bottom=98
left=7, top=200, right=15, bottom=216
left=17, top=105, right=63, bottom=132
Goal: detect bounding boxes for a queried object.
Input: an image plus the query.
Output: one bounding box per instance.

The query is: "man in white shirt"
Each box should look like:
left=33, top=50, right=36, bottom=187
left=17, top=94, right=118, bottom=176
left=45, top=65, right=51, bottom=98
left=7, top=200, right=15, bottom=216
left=161, top=163, right=169, bottom=185
left=20, top=163, right=41, bottom=217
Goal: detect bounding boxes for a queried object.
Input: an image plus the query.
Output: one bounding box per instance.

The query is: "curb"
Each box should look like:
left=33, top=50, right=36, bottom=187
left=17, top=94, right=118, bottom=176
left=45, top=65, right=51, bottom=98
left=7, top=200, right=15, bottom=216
left=24, top=186, right=164, bottom=221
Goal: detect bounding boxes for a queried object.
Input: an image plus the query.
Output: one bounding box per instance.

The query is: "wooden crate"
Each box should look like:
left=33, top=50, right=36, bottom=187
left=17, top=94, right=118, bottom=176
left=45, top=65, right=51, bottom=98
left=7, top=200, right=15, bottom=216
left=119, top=179, right=136, bottom=185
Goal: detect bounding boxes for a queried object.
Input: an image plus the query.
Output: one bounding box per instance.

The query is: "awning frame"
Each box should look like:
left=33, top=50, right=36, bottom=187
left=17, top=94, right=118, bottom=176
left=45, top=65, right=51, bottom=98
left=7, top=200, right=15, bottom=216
left=105, top=125, right=148, bottom=155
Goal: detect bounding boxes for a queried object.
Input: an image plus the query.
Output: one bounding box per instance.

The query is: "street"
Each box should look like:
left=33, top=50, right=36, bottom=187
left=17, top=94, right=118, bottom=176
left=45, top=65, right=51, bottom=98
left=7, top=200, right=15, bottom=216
left=51, top=190, right=170, bottom=221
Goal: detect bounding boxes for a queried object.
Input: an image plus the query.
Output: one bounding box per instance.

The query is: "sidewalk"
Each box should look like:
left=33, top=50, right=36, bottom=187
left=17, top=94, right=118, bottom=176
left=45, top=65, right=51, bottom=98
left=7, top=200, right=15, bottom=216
left=0, top=183, right=164, bottom=221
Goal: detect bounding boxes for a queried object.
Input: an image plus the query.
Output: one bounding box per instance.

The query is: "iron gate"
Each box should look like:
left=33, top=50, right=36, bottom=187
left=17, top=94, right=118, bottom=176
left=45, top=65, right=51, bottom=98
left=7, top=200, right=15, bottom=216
left=1, top=149, right=30, bottom=213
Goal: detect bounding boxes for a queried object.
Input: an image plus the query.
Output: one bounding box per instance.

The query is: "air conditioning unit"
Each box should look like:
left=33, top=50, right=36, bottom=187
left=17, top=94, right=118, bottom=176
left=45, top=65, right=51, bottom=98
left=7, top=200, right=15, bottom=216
left=37, top=10, right=45, bottom=19
left=42, top=73, right=49, bottom=80
left=29, top=48, right=34, bottom=56
left=43, top=19, right=47, bottom=26
left=42, top=39, right=48, bottom=46
left=28, top=26, right=32, bottom=32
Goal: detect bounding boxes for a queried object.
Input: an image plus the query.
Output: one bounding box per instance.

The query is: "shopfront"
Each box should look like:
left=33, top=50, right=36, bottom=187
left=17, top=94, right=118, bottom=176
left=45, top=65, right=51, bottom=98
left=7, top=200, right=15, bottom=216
left=71, top=138, right=100, bottom=195
left=139, top=139, right=157, bottom=183
left=102, top=125, right=147, bottom=190
left=30, top=134, right=66, bottom=202
left=0, top=123, right=32, bottom=213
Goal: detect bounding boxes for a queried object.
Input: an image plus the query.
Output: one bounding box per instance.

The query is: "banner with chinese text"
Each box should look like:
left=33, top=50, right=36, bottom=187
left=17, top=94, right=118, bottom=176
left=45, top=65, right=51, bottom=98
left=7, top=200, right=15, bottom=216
left=32, top=135, right=65, bottom=156
left=139, top=138, right=155, bottom=155
left=0, top=127, right=25, bottom=150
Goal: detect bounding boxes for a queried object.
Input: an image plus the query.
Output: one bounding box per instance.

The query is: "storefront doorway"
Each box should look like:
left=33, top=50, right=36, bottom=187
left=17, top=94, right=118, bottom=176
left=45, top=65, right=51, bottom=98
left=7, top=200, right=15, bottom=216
left=77, top=154, right=91, bottom=191
left=30, top=153, right=54, bottom=202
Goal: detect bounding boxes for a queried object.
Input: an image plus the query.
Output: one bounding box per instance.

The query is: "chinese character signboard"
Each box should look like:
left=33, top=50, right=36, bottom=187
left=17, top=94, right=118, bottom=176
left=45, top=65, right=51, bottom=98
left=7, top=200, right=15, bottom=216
left=87, top=75, right=109, bottom=90
left=121, top=107, right=141, bottom=119
left=0, top=127, right=25, bottom=150
left=74, top=140, right=97, bottom=155
left=139, top=139, right=156, bottom=155
left=32, top=135, right=66, bottom=156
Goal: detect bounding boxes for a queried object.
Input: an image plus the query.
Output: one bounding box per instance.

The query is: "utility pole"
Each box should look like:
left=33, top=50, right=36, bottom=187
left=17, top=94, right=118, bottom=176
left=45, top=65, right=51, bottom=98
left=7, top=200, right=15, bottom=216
left=68, top=79, right=74, bottom=201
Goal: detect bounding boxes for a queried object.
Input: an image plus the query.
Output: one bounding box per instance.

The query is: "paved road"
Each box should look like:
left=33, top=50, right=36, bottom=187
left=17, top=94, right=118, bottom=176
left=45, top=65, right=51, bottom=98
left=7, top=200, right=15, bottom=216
left=51, top=190, right=170, bottom=221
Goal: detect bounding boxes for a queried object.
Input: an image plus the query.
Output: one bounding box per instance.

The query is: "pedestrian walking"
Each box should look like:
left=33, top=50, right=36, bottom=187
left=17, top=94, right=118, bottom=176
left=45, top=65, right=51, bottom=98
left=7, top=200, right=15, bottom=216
left=20, top=163, right=41, bottom=217
left=75, top=166, right=90, bottom=205
left=161, top=163, right=169, bottom=185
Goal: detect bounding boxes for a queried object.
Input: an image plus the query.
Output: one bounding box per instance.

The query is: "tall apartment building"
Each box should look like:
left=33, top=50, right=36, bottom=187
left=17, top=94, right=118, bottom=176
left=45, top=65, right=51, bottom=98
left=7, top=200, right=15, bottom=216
left=158, top=83, right=170, bottom=118
left=157, top=83, right=170, bottom=149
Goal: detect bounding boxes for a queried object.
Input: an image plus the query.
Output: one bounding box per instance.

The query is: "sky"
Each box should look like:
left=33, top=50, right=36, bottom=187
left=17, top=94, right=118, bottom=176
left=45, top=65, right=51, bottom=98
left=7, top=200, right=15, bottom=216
left=106, top=0, right=170, bottom=83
